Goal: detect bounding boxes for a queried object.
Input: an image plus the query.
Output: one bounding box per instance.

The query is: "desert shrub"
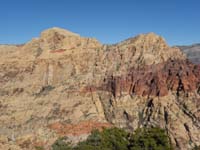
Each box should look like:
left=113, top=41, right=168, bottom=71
left=52, top=137, right=72, bottom=150
left=35, top=146, right=45, bottom=150
left=193, top=145, right=200, bottom=150
left=51, top=127, right=173, bottom=150
left=129, top=127, right=172, bottom=150
left=74, top=127, right=129, bottom=150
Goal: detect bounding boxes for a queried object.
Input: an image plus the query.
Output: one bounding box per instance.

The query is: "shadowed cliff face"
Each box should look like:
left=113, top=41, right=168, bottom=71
left=0, top=28, right=199, bottom=150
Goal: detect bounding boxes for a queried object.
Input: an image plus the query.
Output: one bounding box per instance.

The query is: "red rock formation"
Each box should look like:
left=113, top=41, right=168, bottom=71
left=48, top=121, right=112, bottom=136
left=102, top=59, right=200, bottom=97
left=50, top=49, right=66, bottom=53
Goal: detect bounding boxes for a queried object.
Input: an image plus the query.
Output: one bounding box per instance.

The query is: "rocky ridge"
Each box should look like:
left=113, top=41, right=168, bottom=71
left=178, top=44, right=200, bottom=64
left=0, top=27, right=199, bottom=150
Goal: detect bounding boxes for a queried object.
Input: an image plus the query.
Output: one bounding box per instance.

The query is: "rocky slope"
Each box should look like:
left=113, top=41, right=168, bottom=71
left=0, top=27, right=199, bottom=150
left=179, top=44, right=200, bottom=64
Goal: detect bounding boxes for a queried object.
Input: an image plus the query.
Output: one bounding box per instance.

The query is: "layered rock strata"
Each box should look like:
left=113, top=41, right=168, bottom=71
left=0, top=27, right=199, bottom=150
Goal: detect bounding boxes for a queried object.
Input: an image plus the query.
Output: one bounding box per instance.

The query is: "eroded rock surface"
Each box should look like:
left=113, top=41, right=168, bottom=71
left=0, top=27, right=199, bottom=150
left=101, top=59, right=200, bottom=97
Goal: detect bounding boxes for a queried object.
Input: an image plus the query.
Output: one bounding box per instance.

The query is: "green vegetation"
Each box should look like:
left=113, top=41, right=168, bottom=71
left=193, top=145, right=200, bottom=150
left=35, top=146, right=45, bottom=150
left=129, top=127, right=172, bottom=150
left=52, top=127, right=173, bottom=150
left=116, top=63, right=121, bottom=71
left=74, top=127, right=129, bottom=150
left=52, top=137, right=72, bottom=150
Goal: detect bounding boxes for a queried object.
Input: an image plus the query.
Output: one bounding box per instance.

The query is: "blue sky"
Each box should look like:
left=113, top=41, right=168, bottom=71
left=0, top=0, right=199, bottom=45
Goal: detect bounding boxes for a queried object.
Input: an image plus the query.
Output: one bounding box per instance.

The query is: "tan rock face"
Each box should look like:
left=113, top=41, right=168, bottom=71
left=48, top=121, right=112, bottom=136
left=0, top=27, right=199, bottom=149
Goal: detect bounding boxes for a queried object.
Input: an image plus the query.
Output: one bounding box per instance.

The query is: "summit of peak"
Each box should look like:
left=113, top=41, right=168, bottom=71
left=120, top=32, right=169, bottom=51
left=40, top=27, right=80, bottom=38
left=135, top=32, right=166, bottom=44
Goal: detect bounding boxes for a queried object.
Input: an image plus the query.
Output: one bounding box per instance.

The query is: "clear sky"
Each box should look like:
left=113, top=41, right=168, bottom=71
left=0, top=0, right=199, bottom=45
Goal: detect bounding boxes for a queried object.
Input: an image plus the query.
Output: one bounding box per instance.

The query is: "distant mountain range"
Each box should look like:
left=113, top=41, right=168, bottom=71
left=178, top=44, right=200, bottom=64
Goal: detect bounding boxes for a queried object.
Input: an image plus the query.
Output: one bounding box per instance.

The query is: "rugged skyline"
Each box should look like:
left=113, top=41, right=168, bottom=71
left=0, top=0, right=200, bottom=45
left=178, top=44, right=200, bottom=64
left=0, top=27, right=199, bottom=150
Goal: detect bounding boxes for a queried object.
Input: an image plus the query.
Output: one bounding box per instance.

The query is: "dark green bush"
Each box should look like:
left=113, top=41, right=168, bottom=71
left=35, top=146, right=45, bottom=150
left=52, top=137, right=72, bottom=150
left=51, top=127, right=173, bottom=150
left=74, top=127, right=129, bottom=150
left=193, top=145, right=200, bottom=150
left=129, top=127, right=172, bottom=150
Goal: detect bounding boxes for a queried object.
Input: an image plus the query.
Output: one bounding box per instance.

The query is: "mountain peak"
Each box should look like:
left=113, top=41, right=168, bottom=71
left=0, top=28, right=199, bottom=150
left=120, top=32, right=168, bottom=51
left=40, top=27, right=80, bottom=39
left=134, top=32, right=167, bottom=46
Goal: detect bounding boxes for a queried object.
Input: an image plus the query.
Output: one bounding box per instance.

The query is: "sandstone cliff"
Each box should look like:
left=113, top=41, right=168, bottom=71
left=0, top=27, right=199, bottom=150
